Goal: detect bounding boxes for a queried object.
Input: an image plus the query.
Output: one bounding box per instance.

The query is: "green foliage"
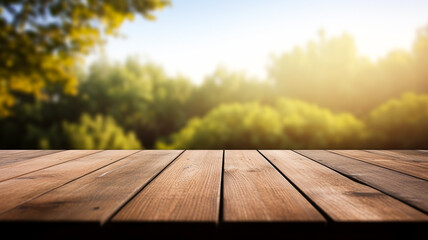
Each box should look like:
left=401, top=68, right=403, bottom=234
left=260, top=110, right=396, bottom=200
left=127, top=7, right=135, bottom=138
left=413, top=24, right=428, bottom=93
left=79, top=58, right=194, bottom=147
left=62, top=114, right=142, bottom=149
left=185, top=67, right=273, bottom=117
left=0, top=0, right=169, bottom=116
left=367, top=92, right=428, bottom=148
left=275, top=99, right=367, bottom=148
left=269, top=32, right=368, bottom=113
left=0, top=99, right=70, bottom=149
left=2, top=11, right=428, bottom=150
left=159, top=99, right=366, bottom=149
left=159, top=102, right=283, bottom=149
left=268, top=28, right=428, bottom=115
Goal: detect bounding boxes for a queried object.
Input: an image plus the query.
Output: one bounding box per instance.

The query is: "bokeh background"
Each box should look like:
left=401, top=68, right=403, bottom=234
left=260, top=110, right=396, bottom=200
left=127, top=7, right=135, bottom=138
left=1, top=0, right=428, bottom=149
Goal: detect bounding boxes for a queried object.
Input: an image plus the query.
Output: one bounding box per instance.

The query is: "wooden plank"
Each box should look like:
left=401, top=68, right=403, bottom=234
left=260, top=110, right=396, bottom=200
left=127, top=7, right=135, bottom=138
left=0, top=150, right=182, bottom=224
left=261, top=150, right=428, bottom=221
left=368, top=150, right=428, bottom=163
left=0, top=150, right=100, bottom=182
left=0, top=150, right=138, bottom=214
left=0, top=150, right=26, bottom=155
left=223, top=150, right=325, bottom=222
left=113, top=150, right=223, bottom=222
left=331, top=150, right=428, bottom=180
left=296, top=150, right=428, bottom=213
left=0, top=150, right=63, bottom=167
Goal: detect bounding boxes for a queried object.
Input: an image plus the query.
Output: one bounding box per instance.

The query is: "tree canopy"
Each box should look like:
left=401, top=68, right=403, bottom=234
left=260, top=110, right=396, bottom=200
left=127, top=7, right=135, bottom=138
left=1, top=3, right=428, bottom=150
left=268, top=26, right=428, bottom=115
left=0, top=0, right=170, bottom=116
left=158, top=99, right=366, bottom=149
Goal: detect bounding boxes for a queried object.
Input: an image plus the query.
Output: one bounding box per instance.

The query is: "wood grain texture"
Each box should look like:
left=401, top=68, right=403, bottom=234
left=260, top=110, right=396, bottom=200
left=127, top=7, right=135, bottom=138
left=261, top=150, right=428, bottom=221
left=0, top=150, right=182, bottom=224
left=0, top=150, right=99, bottom=182
left=0, top=150, right=63, bottom=167
left=296, top=150, right=428, bottom=213
left=223, top=150, right=325, bottom=222
left=0, top=150, right=27, bottom=159
left=331, top=150, right=428, bottom=180
left=113, top=150, right=223, bottom=222
left=367, top=150, right=428, bottom=163
left=0, top=150, right=138, bottom=214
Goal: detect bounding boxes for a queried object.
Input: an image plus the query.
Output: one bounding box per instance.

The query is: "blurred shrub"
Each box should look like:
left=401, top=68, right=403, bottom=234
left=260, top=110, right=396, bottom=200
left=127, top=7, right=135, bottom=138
left=62, top=114, right=142, bottom=149
left=158, top=102, right=283, bottom=149
left=275, top=98, right=367, bottom=148
left=185, top=67, right=273, bottom=117
left=158, top=98, right=366, bottom=149
left=79, top=59, right=194, bottom=148
left=3, top=25, right=428, bottom=149
left=367, top=92, right=428, bottom=148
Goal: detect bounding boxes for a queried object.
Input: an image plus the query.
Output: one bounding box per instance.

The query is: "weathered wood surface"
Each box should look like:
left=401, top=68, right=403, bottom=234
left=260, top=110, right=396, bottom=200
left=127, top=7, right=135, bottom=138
left=0, top=150, right=181, bottom=223
left=0, top=150, right=100, bottom=182
left=0, top=150, right=63, bottom=167
left=0, top=150, right=138, bottom=214
left=261, top=150, right=428, bottom=221
left=296, top=150, right=428, bottom=213
left=367, top=150, right=428, bottom=163
left=331, top=150, right=428, bottom=180
left=0, top=149, right=427, bottom=238
left=223, top=150, right=324, bottom=222
left=113, top=150, right=223, bottom=222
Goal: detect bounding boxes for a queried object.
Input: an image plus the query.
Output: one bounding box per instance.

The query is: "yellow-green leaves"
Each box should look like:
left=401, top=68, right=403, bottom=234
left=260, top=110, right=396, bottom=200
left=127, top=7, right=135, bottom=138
left=368, top=92, right=428, bottom=148
left=158, top=99, right=366, bottom=149
left=0, top=0, right=170, bottom=116
left=62, top=114, right=142, bottom=149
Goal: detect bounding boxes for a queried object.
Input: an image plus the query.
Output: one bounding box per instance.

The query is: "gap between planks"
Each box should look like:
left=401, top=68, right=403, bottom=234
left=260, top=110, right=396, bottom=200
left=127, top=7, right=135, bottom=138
left=0, top=150, right=427, bottom=228
left=296, top=150, right=428, bottom=214
left=260, top=150, right=428, bottom=221
left=0, top=150, right=140, bottom=215
left=330, top=150, right=428, bottom=181
left=0, top=150, right=184, bottom=225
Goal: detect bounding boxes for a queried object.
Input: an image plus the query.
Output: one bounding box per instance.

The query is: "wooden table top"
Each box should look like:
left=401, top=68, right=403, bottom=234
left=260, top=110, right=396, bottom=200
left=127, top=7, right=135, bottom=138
left=0, top=150, right=427, bottom=239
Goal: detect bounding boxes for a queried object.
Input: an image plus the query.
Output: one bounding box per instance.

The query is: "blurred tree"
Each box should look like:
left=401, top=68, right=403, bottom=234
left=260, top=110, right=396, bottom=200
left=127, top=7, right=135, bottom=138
left=0, top=95, right=84, bottom=149
left=79, top=58, right=194, bottom=148
left=267, top=31, right=427, bottom=115
left=367, top=92, right=428, bottom=148
left=268, top=32, right=367, bottom=113
left=275, top=98, right=367, bottom=148
left=158, top=99, right=366, bottom=149
left=186, top=67, right=273, bottom=117
left=413, top=24, right=428, bottom=93
left=62, top=114, right=142, bottom=149
left=158, top=102, right=284, bottom=149
left=0, top=0, right=170, bottom=116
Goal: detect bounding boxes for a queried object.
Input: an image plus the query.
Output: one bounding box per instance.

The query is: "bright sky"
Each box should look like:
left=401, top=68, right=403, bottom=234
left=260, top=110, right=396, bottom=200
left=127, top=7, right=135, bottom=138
left=89, top=0, right=428, bottom=83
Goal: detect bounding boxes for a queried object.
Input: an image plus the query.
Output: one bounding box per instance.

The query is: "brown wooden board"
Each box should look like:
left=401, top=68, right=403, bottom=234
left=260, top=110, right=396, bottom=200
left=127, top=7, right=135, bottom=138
left=0, top=150, right=100, bottom=182
left=367, top=150, right=428, bottom=163
left=0, top=150, right=182, bottom=224
left=0, top=150, right=27, bottom=157
left=0, top=150, right=28, bottom=161
left=223, top=150, right=325, bottom=222
left=296, top=150, right=428, bottom=213
left=0, top=150, right=63, bottom=167
left=0, top=150, right=138, bottom=214
left=260, top=150, right=428, bottom=221
left=112, top=150, right=223, bottom=222
left=331, top=150, right=428, bottom=180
